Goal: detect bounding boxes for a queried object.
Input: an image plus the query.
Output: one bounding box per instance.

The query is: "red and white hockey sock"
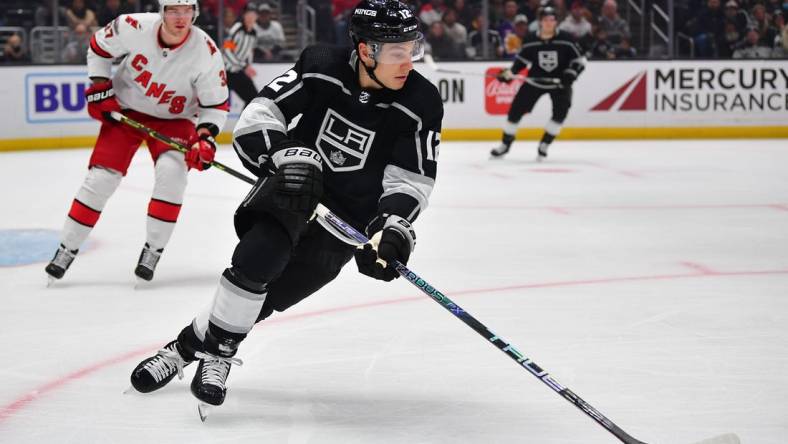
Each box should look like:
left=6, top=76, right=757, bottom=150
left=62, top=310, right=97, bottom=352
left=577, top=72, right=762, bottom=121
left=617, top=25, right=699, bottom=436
left=62, top=166, right=122, bottom=250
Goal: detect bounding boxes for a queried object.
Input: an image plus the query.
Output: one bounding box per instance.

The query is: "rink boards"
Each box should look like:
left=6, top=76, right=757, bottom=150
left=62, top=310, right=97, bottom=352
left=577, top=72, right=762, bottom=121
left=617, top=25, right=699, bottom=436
left=0, top=59, right=786, bottom=151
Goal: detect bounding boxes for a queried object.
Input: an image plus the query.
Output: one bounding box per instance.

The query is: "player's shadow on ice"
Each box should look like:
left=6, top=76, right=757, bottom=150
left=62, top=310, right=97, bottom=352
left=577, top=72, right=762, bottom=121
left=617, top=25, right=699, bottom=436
left=203, top=387, right=521, bottom=433
left=48, top=274, right=219, bottom=290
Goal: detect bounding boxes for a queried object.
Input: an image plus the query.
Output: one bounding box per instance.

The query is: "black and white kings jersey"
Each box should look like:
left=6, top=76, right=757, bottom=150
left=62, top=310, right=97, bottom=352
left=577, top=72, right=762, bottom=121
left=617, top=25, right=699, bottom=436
left=511, top=30, right=586, bottom=89
left=233, top=45, right=443, bottom=231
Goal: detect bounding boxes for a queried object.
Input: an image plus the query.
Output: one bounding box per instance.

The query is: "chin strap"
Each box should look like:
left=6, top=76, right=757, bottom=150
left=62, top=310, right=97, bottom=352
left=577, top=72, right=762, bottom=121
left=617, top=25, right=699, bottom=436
left=356, top=45, right=391, bottom=91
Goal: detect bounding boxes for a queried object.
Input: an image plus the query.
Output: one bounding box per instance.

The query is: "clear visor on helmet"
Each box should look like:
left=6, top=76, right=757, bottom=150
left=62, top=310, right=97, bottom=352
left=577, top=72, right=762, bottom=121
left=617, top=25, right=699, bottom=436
left=370, top=36, right=425, bottom=65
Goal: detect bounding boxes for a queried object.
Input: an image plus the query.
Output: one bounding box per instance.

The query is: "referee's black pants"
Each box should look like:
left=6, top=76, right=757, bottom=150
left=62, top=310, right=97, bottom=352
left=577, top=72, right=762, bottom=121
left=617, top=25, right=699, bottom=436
left=227, top=70, right=259, bottom=108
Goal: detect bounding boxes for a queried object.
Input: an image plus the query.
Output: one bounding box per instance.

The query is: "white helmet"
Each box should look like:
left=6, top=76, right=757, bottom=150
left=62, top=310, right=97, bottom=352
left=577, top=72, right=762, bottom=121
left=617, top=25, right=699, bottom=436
left=159, top=0, right=199, bottom=22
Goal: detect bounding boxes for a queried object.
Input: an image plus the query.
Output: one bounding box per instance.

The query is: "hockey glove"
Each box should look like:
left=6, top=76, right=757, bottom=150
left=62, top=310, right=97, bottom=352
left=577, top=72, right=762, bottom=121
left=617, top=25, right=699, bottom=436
left=561, top=69, right=578, bottom=88
left=85, top=80, right=121, bottom=123
left=185, top=133, right=216, bottom=171
left=270, top=141, right=324, bottom=213
left=355, top=214, right=416, bottom=282
left=496, top=68, right=514, bottom=84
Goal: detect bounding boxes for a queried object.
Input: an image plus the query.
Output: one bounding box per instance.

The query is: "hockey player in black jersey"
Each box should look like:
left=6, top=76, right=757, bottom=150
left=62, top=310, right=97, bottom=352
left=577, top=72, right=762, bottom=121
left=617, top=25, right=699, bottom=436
left=490, top=6, right=586, bottom=161
left=128, top=0, right=443, bottom=413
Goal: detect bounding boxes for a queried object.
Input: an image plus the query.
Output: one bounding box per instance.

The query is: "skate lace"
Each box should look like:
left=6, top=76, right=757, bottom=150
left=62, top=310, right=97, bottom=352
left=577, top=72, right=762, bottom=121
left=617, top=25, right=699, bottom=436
left=52, top=247, right=76, bottom=269
left=144, top=346, right=187, bottom=383
left=138, top=247, right=161, bottom=270
left=194, top=352, right=243, bottom=389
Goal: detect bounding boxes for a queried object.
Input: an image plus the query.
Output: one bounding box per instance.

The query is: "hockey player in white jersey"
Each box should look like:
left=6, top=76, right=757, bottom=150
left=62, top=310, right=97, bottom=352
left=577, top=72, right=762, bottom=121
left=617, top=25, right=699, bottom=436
left=45, top=0, right=229, bottom=284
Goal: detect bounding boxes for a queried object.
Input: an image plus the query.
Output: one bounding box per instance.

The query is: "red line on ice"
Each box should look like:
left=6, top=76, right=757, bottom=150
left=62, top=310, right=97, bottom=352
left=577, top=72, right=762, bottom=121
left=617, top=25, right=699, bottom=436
left=1, top=267, right=787, bottom=423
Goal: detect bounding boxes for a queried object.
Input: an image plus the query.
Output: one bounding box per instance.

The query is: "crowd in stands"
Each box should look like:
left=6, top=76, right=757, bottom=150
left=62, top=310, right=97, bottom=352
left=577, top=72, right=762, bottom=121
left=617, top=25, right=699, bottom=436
left=0, top=0, right=286, bottom=64
left=682, top=0, right=787, bottom=57
left=0, top=0, right=784, bottom=64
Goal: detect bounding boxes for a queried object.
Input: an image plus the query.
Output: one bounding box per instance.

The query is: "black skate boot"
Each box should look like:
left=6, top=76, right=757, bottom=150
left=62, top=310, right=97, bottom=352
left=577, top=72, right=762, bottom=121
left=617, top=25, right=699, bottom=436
left=45, top=244, right=78, bottom=284
left=130, top=340, right=194, bottom=393
left=134, top=243, right=163, bottom=281
left=490, top=143, right=511, bottom=158
left=537, top=142, right=550, bottom=162
left=191, top=351, right=243, bottom=407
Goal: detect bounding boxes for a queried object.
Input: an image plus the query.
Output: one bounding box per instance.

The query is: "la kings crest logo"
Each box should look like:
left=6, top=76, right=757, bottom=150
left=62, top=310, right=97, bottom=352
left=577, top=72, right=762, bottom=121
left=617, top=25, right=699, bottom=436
left=538, top=51, right=559, bottom=72
left=316, top=109, right=376, bottom=172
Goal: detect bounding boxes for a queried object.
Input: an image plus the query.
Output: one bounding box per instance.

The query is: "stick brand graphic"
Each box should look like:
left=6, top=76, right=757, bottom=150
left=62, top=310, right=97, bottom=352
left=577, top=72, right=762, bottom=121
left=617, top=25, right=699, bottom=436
left=591, top=71, right=647, bottom=111
left=316, top=108, right=376, bottom=172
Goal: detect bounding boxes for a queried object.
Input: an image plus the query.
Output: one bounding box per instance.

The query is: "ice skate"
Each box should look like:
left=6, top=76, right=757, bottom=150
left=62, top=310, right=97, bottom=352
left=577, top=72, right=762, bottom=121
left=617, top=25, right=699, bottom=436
left=134, top=243, right=163, bottom=283
left=129, top=340, right=193, bottom=393
left=490, top=143, right=511, bottom=158
left=191, top=351, right=242, bottom=420
left=45, top=244, right=78, bottom=286
left=537, top=142, right=550, bottom=162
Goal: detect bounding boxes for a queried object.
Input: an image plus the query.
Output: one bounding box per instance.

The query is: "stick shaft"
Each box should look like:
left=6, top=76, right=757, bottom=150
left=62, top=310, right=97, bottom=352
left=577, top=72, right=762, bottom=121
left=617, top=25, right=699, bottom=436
left=109, top=111, right=256, bottom=185
left=315, top=206, right=647, bottom=444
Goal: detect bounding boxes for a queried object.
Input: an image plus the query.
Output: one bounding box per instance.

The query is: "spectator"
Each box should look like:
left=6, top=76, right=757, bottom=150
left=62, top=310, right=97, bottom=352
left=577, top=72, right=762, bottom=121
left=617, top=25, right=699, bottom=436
left=452, top=0, right=475, bottom=30
left=97, top=0, right=131, bottom=26
left=256, top=3, right=285, bottom=61
left=35, top=0, right=68, bottom=27
left=66, top=0, right=97, bottom=29
left=201, top=0, right=247, bottom=19
left=333, top=0, right=358, bottom=46
left=223, top=6, right=237, bottom=35
left=1, top=33, right=28, bottom=63
left=523, top=0, right=542, bottom=23
left=426, top=21, right=465, bottom=60
left=732, top=26, right=772, bottom=57
left=559, top=1, right=593, bottom=41
left=467, top=13, right=504, bottom=59
left=64, top=23, right=90, bottom=63
left=497, top=0, right=520, bottom=40
left=419, top=0, right=447, bottom=26
left=720, top=20, right=742, bottom=57
left=693, top=0, right=725, bottom=56
left=598, top=0, right=630, bottom=44
left=503, top=14, right=529, bottom=58
left=723, top=0, right=748, bottom=35
left=590, top=27, right=615, bottom=58
left=750, top=4, right=779, bottom=46
left=442, top=8, right=468, bottom=48
left=773, top=19, right=788, bottom=57
left=614, top=37, right=637, bottom=57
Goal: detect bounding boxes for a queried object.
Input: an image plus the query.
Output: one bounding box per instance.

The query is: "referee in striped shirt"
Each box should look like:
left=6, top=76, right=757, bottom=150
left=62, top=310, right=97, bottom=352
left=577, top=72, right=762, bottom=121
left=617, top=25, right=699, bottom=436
left=223, top=2, right=261, bottom=107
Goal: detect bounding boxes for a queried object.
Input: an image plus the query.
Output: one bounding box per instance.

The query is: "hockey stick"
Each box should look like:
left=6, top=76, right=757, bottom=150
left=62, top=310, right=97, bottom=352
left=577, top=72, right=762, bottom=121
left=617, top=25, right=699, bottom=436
left=108, top=111, right=256, bottom=186
left=312, top=207, right=741, bottom=444
left=422, top=54, right=561, bottom=85
left=111, top=112, right=739, bottom=444
left=313, top=205, right=649, bottom=444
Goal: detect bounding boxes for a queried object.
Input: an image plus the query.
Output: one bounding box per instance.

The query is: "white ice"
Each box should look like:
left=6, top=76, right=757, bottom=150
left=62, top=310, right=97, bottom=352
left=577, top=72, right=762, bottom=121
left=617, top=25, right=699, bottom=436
left=0, top=139, right=786, bottom=444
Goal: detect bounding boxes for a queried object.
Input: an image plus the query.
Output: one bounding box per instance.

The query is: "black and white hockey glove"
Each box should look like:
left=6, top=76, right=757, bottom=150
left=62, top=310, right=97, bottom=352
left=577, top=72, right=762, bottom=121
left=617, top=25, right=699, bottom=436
left=561, top=69, right=577, bottom=88
left=496, top=68, right=514, bottom=84
left=270, top=141, right=324, bottom=213
left=355, top=214, right=416, bottom=282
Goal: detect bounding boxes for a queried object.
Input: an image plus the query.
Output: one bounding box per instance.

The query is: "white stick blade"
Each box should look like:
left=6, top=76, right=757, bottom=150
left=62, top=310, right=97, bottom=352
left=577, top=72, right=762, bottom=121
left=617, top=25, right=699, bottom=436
left=691, top=433, right=741, bottom=444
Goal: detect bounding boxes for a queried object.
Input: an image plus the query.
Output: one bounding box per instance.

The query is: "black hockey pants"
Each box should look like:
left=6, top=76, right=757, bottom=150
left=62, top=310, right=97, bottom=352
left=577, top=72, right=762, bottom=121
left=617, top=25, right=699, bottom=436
left=507, top=83, right=573, bottom=124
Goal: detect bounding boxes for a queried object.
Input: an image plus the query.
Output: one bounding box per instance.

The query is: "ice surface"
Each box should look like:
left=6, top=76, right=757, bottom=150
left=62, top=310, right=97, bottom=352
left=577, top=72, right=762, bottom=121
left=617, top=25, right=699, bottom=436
left=0, top=140, right=786, bottom=443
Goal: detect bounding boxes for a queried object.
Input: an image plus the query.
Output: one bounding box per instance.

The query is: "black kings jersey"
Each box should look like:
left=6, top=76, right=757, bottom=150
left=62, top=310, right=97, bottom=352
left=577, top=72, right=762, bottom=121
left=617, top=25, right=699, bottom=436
left=233, top=45, right=443, bottom=231
left=511, top=30, right=586, bottom=89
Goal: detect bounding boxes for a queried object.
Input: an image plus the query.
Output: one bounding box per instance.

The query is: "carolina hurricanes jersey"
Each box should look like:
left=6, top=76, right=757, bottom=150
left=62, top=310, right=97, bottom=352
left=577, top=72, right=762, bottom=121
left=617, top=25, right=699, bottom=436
left=87, top=13, right=229, bottom=133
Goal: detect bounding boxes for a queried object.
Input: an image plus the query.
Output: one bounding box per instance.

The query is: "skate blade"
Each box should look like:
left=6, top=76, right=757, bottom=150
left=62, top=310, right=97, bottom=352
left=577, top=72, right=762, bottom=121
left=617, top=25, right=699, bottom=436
left=122, top=385, right=135, bottom=395
left=134, top=278, right=150, bottom=290
left=536, top=155, right=546, bottom=162
left=46, top=275, right=57, bottom=287
left=198, top=402, right=212, bottom=422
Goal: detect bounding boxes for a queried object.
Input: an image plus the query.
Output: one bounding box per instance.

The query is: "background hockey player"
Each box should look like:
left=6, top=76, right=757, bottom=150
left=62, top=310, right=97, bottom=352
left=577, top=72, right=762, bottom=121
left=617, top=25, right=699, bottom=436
left=490, top=5, right=586, bottom=161
left=45, top=0, right=229, bottom=284
left=128, top=0, right=444, bottom=413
